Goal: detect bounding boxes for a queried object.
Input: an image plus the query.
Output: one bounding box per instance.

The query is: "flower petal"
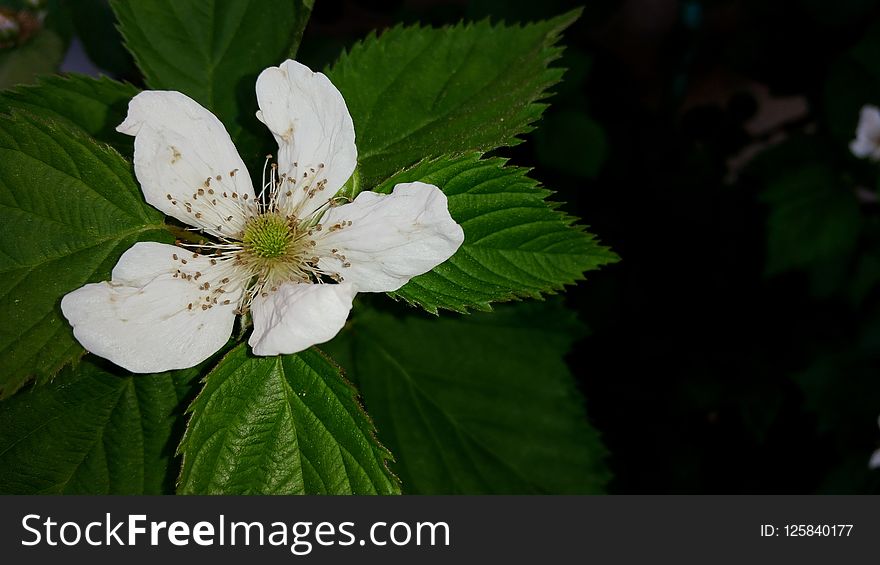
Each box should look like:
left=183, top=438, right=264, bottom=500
left=249, top=282, right=356, bottom=356
left=61, top=242, right=242, bottom=373
left=857, top=105, right=880, bottom=136
left=117, top=91, right=256, bottom=236
left=315, top=182, right=464, bottom=292
left=871, top=448, right=880, bottom=470
left=255, top=59, right=357, bottom=217
left=850, top=137, right=880, bottom=160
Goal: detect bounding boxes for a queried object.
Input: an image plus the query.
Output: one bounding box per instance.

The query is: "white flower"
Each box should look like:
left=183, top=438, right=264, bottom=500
left=850, top=105, right=880, bottom=161
left=61, top=60, right=464, bottom=373
left=871, top=415, right=880, bottom=470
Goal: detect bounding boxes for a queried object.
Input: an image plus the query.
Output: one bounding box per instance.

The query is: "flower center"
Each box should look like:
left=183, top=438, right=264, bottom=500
left=242, top=212, right=293, bottom=259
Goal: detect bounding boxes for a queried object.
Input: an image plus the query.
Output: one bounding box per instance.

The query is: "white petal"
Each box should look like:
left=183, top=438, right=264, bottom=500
left=117, top=91, right=256, bottom=236
left=255, top=60, right=357, bottom=217
left=315, top=182, right=464, bottom=293
left=850, top=137, right=877, bottom=159
left=857, top=105, right=880, bottom=136
left=61, top=242, right=242, bottom=373
left=870, top=448, right=880, bottom=470
left=249, top=282, right=355, bottom=356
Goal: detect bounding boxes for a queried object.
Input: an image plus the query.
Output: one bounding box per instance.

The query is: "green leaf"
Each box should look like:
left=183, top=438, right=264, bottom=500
left=0, top=358, right=199, bottom=494
left=325, top=301, right=609, bottom=494
left=111, top=0, right=313, bottom=165
left=0, top=111, right=169, bottom=397
left=760, top=162, right=861, bottom=275
left=375, top=153, right=618, bottom=313
left=327, top=9, right=581, bottom=192
left=177, top=344, right=398, bottom=495
left=0, top=74, right=139, bottom=154
left=0, top=30, right=65, bottom=89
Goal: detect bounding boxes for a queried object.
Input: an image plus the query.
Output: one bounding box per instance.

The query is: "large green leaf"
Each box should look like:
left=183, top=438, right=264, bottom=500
left=327, top=9, right=580, bottom=192
left=325, top=301, right=609, bottom=494
left=0, top=74, right=139, bottom=154
left=177, top=344, right=398, bottom=494
left=0, top=359, right=198, bottom=494
left=0, top=111, right=169, bottom=397
left=376, top=153, right=617, bottom=313
left=111, top=0, right=313, bottom=165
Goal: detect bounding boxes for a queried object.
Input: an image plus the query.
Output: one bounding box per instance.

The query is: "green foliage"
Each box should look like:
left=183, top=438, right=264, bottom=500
left=325, top=301, right=609, bottom=494
left=0, top=111, right=169, bottom=397
left=0, top=359, right=199, bottom=494
left=760, top=162, right=861, bottom=275
left=0, top=30, right=64, bottom=89
left=374, top=153, right=617, bottom=312
left=111, top=0, right=313, bottom=165
left=177, top=344, right=399, bottom=495
left=0, top=74, right=139, bottom=154
left=328, top=10, right=581, bottom=192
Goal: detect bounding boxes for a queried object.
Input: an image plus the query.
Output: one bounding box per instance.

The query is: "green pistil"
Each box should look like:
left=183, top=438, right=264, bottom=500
left=242, top=213, right=292, bottom=259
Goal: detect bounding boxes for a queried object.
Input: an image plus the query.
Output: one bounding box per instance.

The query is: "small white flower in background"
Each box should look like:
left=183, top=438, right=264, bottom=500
left=850, top=105, right=880, bottom=161
left=61, top=60, right=464, bottom=373
left=870, top=415, right=880, bottom=470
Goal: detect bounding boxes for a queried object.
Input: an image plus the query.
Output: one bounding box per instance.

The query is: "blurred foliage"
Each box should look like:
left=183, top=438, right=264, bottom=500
left=0, top=0, right=71, bottom=88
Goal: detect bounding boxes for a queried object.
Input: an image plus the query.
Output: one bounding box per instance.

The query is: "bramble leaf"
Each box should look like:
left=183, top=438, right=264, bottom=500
left=0, top=111, right=169, bottom=397
left=111, top=0, right=313, bottom=165
left=376, top=154, right=618, bottom=313
left=0, top=359, right=199, bottom=494
left=0, top=74, right=139, bottom=154
left=325, top=301, right=609, bottom=494
left=328, top=10, right=581, bottom=192
left=177, top=344, right=398, bottom=494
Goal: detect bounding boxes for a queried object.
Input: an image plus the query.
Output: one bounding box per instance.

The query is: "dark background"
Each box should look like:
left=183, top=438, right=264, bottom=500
left=38, top=0, right=880, bottom=493
left=292, top=0, right=880, bottom=494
